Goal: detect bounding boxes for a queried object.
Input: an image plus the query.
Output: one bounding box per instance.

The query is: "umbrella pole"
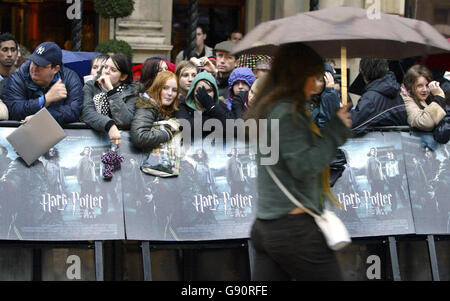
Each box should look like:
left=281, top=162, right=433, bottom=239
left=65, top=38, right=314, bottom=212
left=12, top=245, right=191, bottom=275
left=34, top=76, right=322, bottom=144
left=341, top=46, right=348, bottom=106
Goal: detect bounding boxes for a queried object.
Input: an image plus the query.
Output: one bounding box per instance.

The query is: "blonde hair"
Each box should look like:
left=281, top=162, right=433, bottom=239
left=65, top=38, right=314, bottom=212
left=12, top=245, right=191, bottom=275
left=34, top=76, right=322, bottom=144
left=175, top=60, right=198, bottom=78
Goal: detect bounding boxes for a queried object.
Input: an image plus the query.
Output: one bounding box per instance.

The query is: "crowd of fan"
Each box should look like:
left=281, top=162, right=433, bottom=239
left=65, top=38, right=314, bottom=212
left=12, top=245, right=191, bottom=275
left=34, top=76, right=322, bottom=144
left=0, top=28, right=449, bottom=151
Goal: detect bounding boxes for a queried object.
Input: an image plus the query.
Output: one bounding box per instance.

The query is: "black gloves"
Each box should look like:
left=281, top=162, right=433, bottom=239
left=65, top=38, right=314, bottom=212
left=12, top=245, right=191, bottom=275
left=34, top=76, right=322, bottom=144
left=232, top=91, right=247, bottom=106
left=231, top=91, right=248, bottom=119
left=195, top=86, right=215, bottom=111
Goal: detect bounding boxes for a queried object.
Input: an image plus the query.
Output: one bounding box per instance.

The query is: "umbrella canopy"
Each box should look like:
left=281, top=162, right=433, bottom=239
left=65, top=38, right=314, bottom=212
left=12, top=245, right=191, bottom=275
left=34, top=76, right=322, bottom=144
left=232, top=6, right=450, bottom=59
left=62, top=50, right=101, bottom=83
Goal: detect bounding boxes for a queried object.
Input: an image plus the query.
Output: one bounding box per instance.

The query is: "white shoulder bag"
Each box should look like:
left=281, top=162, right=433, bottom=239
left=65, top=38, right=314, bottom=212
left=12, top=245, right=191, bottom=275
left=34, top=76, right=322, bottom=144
left=265, top=166, right=351, bottom=251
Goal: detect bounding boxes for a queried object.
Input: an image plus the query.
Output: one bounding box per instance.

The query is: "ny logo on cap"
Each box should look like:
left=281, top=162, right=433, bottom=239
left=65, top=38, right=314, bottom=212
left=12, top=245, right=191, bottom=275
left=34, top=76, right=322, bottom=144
left=36, top=47, right=45, bottom=55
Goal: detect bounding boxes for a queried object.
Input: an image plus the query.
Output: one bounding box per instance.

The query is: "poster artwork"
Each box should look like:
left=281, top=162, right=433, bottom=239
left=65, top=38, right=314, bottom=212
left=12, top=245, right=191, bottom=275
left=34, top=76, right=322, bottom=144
left=331, top=132, right=415, bottom=237
left=120, top=133, right=258, bottom=241
left=401, top=133, right=450, bottom=234
left=0, top=129, right=125, bottom=241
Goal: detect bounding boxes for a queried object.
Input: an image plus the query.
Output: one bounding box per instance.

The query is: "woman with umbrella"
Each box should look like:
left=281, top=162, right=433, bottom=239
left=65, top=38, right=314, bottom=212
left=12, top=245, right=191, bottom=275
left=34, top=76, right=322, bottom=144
left=245, top=43, right=352, bottom=281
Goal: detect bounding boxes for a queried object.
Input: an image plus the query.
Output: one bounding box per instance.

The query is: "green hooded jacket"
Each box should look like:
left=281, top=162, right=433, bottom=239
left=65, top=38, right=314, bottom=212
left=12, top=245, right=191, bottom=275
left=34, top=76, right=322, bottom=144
left=185, top=72, right=220, bottom=111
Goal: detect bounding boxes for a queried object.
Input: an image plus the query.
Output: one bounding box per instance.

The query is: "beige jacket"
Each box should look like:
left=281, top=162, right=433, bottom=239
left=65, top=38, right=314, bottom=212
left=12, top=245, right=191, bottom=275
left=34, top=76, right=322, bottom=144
left=402, top=94, right=446, bottom=131
left=0, top=99, right=8, bottom=120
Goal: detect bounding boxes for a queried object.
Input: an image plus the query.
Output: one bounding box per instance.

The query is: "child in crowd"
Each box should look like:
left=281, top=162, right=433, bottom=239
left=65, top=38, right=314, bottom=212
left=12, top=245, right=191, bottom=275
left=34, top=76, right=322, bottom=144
left=226, top=67, right=256, bottom=118
left=401, top=65, right=447, bottom=131
left=175, top=61, right=198, bottom=103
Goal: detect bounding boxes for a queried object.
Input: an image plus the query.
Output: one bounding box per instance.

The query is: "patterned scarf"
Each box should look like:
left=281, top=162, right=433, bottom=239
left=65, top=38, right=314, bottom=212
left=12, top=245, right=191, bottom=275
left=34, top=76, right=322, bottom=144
left=93, top=84, right=126, bottom=116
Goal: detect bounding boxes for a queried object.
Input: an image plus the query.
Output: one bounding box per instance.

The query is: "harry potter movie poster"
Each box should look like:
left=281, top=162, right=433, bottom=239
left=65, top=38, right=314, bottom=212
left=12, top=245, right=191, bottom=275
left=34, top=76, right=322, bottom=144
left=120, top=133, right=257, bottom=241
left=401, top=133, right=450, bottom=235
left=0, top=128, right=125, bottom=241
left=331, top=132, right=415, bottom=237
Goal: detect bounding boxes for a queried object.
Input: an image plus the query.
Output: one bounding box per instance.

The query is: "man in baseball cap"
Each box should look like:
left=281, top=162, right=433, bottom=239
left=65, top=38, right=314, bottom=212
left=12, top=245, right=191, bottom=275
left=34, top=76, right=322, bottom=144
left=1, top=41, right=83, bottom=124
left=26, top=41, right=63, bottom=67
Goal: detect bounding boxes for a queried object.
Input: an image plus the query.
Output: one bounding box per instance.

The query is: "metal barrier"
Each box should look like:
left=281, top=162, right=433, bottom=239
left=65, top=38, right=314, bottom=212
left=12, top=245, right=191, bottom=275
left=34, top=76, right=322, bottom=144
left=0, top=123, right=448, bottom=281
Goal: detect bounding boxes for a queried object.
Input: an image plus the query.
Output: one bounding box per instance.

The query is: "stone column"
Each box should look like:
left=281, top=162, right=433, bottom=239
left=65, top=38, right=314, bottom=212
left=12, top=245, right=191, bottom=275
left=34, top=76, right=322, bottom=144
left=114, top=0, right=173, bottom=63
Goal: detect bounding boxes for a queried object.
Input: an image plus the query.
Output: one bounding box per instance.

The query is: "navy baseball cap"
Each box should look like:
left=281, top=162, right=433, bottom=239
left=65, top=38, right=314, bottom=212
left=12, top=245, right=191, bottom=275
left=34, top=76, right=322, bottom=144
left=26, top=42, right=62, bottom=67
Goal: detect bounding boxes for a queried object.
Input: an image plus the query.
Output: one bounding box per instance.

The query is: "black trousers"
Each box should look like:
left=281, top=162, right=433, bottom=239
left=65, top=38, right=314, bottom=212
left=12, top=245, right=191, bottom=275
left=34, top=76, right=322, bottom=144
left=250, top=213, right=343, bottom=281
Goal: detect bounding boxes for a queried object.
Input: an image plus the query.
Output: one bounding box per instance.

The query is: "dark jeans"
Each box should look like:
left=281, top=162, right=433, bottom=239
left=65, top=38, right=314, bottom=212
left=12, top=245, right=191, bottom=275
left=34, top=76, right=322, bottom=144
left=250, top=213, right=343, bottom=281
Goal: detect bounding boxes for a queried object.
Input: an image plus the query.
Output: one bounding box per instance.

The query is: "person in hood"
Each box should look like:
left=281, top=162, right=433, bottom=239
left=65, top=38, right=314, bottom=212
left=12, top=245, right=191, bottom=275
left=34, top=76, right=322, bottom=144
left=130, top=71, right=180, bottom=152
left=351, top=58, right=408, bottom=136
left=401, top=65, right=446, bottom=131
left=226, top=67, right=256, bottom=118
left=307, top=63, right=342, bottom=128
left=175, top=71, right=232, bottom=139
left=81, top=53, right=139, bottom=147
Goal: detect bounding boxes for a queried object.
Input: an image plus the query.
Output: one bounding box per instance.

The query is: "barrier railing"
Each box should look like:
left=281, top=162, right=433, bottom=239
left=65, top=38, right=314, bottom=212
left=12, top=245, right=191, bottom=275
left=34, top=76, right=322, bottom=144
left=0, top=123, right=448, bottom=280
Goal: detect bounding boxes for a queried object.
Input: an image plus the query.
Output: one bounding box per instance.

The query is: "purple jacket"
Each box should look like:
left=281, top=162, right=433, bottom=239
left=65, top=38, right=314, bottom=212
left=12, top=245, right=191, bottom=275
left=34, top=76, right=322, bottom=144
left=226, top=67, right=256, bottom=111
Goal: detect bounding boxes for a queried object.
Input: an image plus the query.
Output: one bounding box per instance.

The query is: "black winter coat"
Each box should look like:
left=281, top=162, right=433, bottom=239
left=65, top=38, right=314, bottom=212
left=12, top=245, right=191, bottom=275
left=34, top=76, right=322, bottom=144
left=175, top=100, right=232, bottom=139
left=433, top=104, right=450, bottom=144
left=351, top=72, right=408, bottom=136
left=130, top=97, right=171, bottom=152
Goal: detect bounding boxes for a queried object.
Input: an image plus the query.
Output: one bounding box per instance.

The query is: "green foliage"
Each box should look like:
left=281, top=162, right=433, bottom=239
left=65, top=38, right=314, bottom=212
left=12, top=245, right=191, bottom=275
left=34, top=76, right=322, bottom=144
left=94, top=0, right=135, bottom=19
left=95, top=39, right=133, bottom=61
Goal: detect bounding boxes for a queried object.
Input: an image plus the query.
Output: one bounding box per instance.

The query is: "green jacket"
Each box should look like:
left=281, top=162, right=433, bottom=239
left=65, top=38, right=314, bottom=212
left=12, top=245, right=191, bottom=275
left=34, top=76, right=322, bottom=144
left=185, top=71, right=220, bottom=111
left=257, top=99, right=352, bottom=219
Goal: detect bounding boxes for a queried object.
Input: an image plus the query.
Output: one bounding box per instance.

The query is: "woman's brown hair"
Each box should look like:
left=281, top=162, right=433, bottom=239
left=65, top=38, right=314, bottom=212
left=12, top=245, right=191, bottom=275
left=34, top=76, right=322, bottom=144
left=243, top=43, right=342, bottom=209
left=147, top=71, right=179, bottom=119
left=244, top=42, right=324, bottom=122
left=403, top=65, right=433, bottom=100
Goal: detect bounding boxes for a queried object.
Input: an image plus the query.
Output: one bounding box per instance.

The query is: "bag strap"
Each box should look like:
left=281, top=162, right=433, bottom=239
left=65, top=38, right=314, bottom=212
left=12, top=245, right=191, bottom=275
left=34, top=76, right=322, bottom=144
left=265, top=166, right=321, bottom=219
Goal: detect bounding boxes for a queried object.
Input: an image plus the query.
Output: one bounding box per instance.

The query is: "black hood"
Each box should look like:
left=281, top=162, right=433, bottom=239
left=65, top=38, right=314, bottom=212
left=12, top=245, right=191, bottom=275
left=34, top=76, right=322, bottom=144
left=365, top=71, right=400, bottom=99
